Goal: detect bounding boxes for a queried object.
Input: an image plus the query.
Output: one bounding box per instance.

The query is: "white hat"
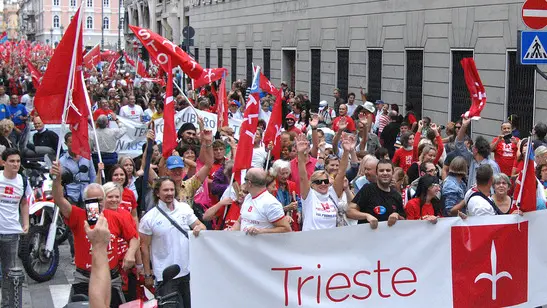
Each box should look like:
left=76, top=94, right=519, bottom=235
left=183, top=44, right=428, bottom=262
left=363, top=101, right=375, bottom=113
left=319, top=100, right=328, bottom=110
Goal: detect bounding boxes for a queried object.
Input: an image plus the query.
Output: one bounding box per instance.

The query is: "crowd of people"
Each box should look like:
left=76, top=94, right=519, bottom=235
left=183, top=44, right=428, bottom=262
left=0, top=54, right=546, bottom=308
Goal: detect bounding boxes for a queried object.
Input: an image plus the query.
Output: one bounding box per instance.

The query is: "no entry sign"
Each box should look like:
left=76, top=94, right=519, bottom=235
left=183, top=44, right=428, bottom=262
left=522, top=0, right=547, bottom=30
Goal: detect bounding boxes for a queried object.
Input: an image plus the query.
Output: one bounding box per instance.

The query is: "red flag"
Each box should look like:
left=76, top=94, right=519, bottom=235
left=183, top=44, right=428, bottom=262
left=263, top=89, right=283, bottom=159
left=136, top=56, right=149, bottom=78
left=100, top=50, right=117, bottom=62
left=461, top=58, right=487, bottom=120
left=34, top=7, right=88, bottom=125
left=25, top=59, right=42, bottom=86
left=259, top=72, right=278, bottom=95
left=83, top=44, right=101, bottom=69
left=233, top=68, right=262, bottom=182
left=162, top=57, right=176, bottom=158
left=193, top=68, right=226, bottom=89
left=217, top=76, right=228, bottom=128
left=129, top=25, right=204, bottom=79
left=512, top=138, right=537, bottom=212
left=124, top=52, right=136, bottom=67
left=108, top=54, right=121, bottom=77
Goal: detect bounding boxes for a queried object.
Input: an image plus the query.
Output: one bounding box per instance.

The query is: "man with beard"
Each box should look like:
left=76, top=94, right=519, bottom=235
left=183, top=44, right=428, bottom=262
left=347, top=159, right=405, bottom=228
left=177, top=122, right=199, bottom=149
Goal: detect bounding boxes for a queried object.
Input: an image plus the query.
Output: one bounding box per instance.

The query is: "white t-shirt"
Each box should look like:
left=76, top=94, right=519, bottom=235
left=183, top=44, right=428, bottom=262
left=302, top=186, right=338, bottom=231
left=139, top=200, right=198, bottom=280
left=347, top=103, right=360, bottom=117
left=119, top=105, right=144, bottom=122
left=0, top=172, right=31, bottom=234
left=251, top=147, right=268, bottom=168
left=21, top=94, right=34, bottom=113
left=465, top=189, right=497, bottom=216
left=239, top=191, right=284, bottom=232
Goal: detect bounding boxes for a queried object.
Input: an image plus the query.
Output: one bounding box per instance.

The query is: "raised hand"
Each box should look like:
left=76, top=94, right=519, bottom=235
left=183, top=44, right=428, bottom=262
left=295, top=134, right=309, bottom=154
left=338, top=116, right=348, bottom=131
left=310, top=113, right=319, bottom=128
left=358, top=112, right=368, bottom=127
left=201, top=129, right=213, bottom=145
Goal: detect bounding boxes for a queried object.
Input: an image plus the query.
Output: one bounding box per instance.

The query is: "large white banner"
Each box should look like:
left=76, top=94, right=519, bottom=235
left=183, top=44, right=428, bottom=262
left=40, top=108, right=243, bottom=158
left=190, top=211, right=547, bottom=307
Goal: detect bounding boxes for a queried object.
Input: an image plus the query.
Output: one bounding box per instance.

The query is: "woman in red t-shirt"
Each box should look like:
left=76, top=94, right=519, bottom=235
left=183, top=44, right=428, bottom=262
left=405, top=175, right=442, bottom=223
left=512, top=138, right=529, bottom=179
left=491, top=122, right=519, bottom=177
left=393, top=132, right=415, bottom=173
left=108, top=165, right=139, bottom=225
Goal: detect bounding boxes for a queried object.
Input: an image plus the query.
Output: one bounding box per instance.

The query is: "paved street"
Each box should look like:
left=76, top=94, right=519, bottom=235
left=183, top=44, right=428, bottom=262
left=1, top=242, right=74, bottom=308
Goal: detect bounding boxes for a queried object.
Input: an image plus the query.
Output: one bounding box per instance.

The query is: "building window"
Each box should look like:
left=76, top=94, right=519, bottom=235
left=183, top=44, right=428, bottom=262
left=119, top=0, right=123, bottom=6
left=87, top=0, right=92, bottom=7
left=103, top=17, right=109, bottom=30
left=218, top=48, right=223, bottom=70
left=337, top=49, right=349, bottom=102
left=367, top=49, right=382, bottom=102
left=205, top=48, right=210, bottom=68
left=53, top=0, right=59, bottom=6
left=310, top=49, right=321, bottom=111
left=450, top=50, right=474, bottom=123
left=405, top=50, right=424, bottom=119
left=70, top=0, right=76, bottom=6
left=507, top=51, right=535, bottom=138
left=246, top=49, right=253, bottom=85
left=194, top=48, right=199, bottom=65
left=86, top=16, right=93, bottom=29
left=263, top=49, right=270, bottom=79
left=231, top=48, right=237, bottom=84
left=103, top=0, right=109, bottom=6
left=53, top=15, right=60, bottom=28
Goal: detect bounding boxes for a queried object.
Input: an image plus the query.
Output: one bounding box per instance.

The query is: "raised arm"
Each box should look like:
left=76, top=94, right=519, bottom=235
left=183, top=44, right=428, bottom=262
left=296, top=134, right=312, bottom=199
left=51, top=161, right=73, bottom=218
left=332, top=117, right=348, bottom=156
left=195, top=129, right=214, bottom=183
left=430, top=123, right=444, bottom=164
left=334, top=135, right=352, bottom=198
left=309, top=114, right=320, bottom=158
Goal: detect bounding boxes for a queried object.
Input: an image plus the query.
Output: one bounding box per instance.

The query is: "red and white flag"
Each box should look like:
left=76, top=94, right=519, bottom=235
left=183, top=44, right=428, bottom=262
left=83, top=43, right=101, bottom=70
left=259, top=72, right=278, bottom=95
left=217, top=75, right=228, bottom=128
left=263, top=88, right=283, bottom=159
left=193, top=68, right=226, bottom=89
left=512, top=137, right=538, bottom=212
left=34, top=7, right=88, bottom=125
left=25, top=59, right=42, bottom=86
left=461, top=58, right=487, bottom=120
left=162, top=57, right=176, bottom=158
left=100, top=50, right=117, bottom=62
left=129, top=25, right=204, bottom=79
left=107, top=54, right=121, bottom=77
left=233, top=67, right=262, bottom=182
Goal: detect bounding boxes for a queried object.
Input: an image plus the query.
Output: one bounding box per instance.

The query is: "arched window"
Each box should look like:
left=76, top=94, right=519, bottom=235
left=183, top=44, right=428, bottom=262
left=103, top=0, right=109, bottom=6
left=53, top=15, right=60, bottom=28
left=102, top=17, right=109, bottom=30
left=86, top=0, right=92, bottom=7
left=53, top=0, right=59, bottom=6
left=70, top=0, right=76, bottom=6
left=86, top=16, right=93, bottom=29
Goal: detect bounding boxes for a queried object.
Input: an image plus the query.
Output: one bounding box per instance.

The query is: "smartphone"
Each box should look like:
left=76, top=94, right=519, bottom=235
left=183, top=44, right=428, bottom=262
left=503, top=133, right=512, bottom=143
left=85, top=198, right=101, bottom=226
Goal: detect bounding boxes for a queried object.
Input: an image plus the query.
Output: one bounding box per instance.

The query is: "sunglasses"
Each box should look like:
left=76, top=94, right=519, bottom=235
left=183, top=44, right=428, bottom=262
left=312, top=178, right=330, bottom=185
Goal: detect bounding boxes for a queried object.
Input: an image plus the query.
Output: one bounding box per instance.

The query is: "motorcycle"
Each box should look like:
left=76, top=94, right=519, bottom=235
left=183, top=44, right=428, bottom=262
left=18, top=156, right=68, bottom=282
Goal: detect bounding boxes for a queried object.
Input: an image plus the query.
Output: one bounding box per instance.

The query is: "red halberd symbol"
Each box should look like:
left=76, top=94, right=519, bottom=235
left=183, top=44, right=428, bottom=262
left=4, top=186, right=13, bottom=195
left=247, top=206, right=253, bottom=212
left=205, top=69, right=216, bottom=83
left=474, top=241, right=513, bottom=300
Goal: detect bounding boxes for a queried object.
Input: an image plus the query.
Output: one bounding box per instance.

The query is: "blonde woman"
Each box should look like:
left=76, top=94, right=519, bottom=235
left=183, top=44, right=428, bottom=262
left=0, top=119, right=15, bottom=153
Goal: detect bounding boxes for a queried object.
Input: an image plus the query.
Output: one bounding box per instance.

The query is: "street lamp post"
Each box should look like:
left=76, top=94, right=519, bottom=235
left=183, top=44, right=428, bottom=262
left=60, top=25, right=64, bottom=37
left=101, top=0, right=104, bottom=48
left=49, top=28, right=53, bottom=45
left=118, top=0, right=122, bottom=51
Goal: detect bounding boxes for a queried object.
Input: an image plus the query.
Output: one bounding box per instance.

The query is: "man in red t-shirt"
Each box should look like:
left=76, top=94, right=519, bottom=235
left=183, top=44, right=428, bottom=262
left=51, top=161, right=139, bottom=307
left=93, top=98, right=116, bottom=122
left=332, top=104, right=356, bottom=132
left=491, top=122, right=519, bottom=176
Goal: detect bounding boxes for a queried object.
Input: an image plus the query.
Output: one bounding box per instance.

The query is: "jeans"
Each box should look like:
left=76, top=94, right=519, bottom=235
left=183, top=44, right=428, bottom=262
left=0, top=234, right=19, bottom=308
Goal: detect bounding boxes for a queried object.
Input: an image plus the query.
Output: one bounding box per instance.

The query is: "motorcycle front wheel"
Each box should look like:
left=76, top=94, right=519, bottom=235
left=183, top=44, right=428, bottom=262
left=20, top=225, right=59, bottom=282
left=55, top=217, right=69, bottom=245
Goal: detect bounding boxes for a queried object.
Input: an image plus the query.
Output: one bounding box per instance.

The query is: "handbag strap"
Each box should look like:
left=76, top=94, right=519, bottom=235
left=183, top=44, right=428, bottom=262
left=156, top=205, right=189, bottom=239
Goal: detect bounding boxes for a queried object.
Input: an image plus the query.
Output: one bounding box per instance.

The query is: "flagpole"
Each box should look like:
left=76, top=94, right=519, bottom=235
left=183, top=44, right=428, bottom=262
left=264, top=150, right=271, bottom=171
left=172, top=78, right=200, bottom=116
left=81, top=72, right=105, bottom=178
left=55, top=3, right=84, bottom=162
left=516, top=137, right=532, bottom=208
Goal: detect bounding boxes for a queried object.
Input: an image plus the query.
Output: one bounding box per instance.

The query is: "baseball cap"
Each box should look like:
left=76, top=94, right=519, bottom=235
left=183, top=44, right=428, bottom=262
left=166, top=156, right=185, bottom=170
left=375, top=100, right=384, bottom=105
left=286, top=113, right=297, bottom=121
left=319, top=100, right=328, bottom=110
left=230, top=100, right=241, bottom=107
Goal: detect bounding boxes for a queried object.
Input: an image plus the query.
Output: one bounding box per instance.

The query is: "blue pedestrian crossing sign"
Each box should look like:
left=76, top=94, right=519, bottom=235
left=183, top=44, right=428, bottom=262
left=520, top=31, right=547, bottom=65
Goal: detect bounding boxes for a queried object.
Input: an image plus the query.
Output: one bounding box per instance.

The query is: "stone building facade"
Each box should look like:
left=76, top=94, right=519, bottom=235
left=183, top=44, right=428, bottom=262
left=187, top=0, right=545, bottom=139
